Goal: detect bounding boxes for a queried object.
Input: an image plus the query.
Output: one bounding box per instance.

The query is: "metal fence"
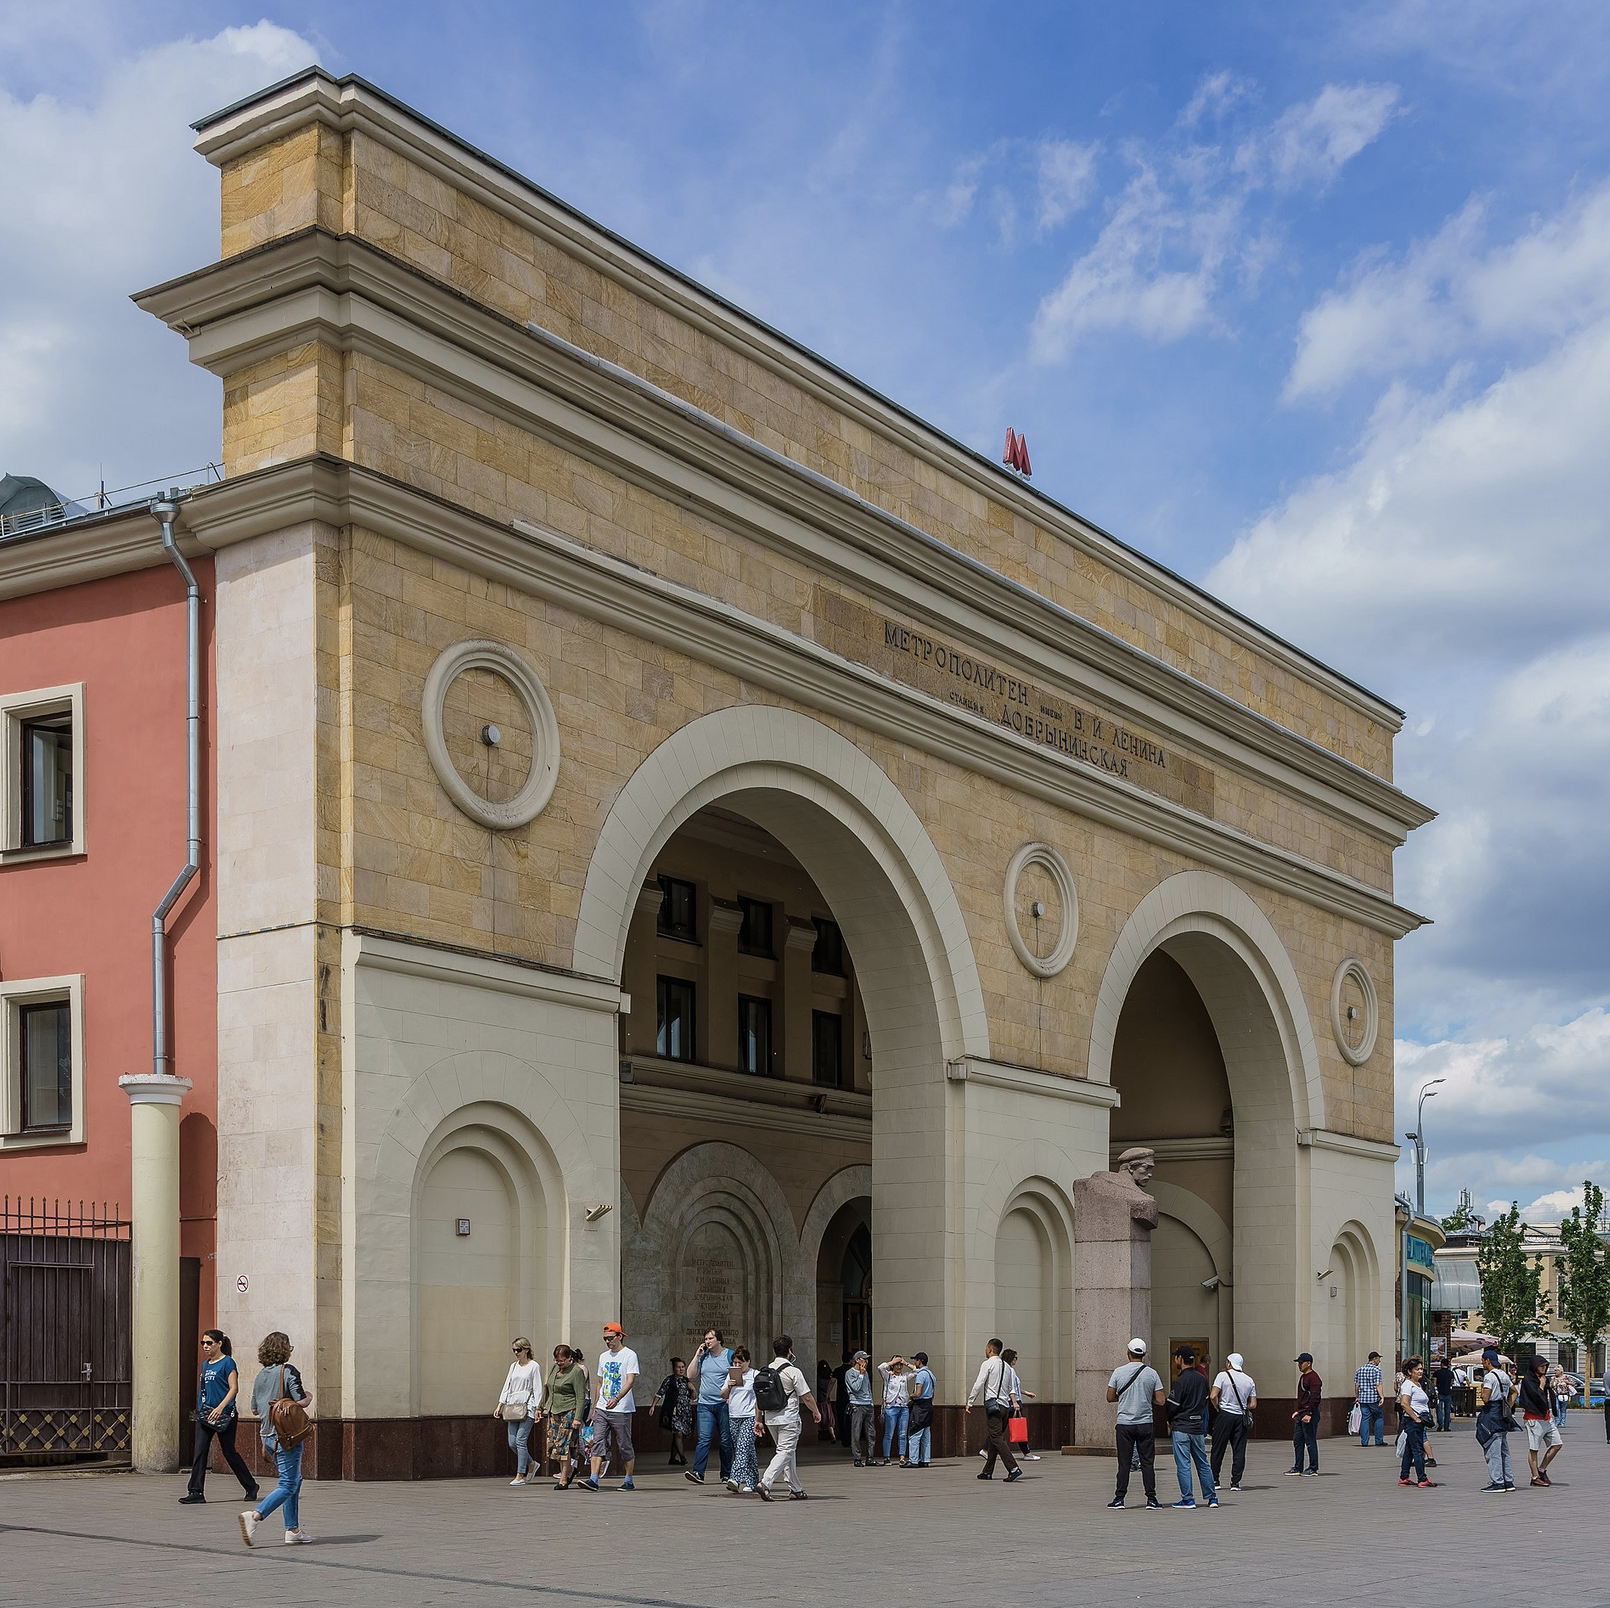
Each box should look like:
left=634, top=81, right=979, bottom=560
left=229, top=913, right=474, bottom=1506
left=0, top=1198, right=131, bottom=1457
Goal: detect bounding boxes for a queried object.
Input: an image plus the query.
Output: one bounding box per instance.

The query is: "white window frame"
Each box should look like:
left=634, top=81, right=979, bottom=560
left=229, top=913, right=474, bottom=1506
left=0, top=973, right=86, bottom=1148
left=1, top=682, right=86, bottom=860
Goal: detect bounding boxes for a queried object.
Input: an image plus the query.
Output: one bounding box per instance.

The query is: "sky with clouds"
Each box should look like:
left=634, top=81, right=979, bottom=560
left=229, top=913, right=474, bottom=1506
left=3, top=2, right=1606, bottom=1222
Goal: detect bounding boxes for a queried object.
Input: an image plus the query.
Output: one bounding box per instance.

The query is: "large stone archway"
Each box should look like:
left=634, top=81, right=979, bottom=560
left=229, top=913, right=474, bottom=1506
left=578, top=707, right=987, bottom=1386
left=1089, top=870, right=1324, bottom=1395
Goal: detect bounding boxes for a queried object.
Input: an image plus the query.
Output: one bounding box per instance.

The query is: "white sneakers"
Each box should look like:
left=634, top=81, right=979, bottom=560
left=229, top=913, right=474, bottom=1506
left=239, top=1509, right=313, bottom=1546
left=509, top=1476, right=526, bottom=1486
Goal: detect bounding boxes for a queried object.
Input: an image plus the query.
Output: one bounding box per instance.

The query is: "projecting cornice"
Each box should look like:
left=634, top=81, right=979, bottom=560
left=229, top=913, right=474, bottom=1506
left=106, top=454, right=1418, bottom=938
left=186, top=67, right=1406, bottom=730
left=134, top=228, right=1434, bottom=850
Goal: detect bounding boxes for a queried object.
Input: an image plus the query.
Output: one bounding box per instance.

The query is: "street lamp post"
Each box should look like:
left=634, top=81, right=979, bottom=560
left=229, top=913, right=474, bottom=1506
left=1405, top=1078, right=1446, bottom=1219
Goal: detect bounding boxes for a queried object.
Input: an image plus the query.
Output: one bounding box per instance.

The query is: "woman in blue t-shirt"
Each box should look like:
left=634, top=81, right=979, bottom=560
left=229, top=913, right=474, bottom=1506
left=179, top=1330, right=259, bottom=1506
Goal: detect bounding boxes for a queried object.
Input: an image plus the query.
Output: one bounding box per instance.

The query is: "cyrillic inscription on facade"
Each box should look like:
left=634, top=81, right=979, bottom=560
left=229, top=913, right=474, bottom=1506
left=811, top=588, right=1214, bottom=816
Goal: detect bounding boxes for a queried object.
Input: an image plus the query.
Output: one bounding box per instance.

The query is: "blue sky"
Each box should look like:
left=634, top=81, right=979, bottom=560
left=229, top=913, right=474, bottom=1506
left=3, top=2, right=1608, bottom=1220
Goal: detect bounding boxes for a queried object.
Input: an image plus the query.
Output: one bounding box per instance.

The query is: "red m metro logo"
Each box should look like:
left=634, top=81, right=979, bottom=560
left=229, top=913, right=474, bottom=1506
left=1002, top=428, right=1032, bottom=476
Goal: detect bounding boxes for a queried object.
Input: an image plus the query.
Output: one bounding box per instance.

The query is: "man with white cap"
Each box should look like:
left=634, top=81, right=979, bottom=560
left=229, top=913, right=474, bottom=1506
left=1209, top=1352, right=1257, bottom=1492
left=1106, top=1338, right=1165, bottom=1508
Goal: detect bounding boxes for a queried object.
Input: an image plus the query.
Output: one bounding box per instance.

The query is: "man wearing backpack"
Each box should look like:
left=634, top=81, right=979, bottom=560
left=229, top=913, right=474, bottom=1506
left=755, top=1335, right=821, bottom=1500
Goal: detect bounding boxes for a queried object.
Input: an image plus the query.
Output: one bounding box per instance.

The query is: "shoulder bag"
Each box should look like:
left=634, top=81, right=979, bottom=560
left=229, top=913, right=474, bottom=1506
left=269, top=1365, right=313, bottom=1450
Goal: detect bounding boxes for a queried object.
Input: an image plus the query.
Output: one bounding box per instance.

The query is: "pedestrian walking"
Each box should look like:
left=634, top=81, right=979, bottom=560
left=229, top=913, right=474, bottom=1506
left=1432, top=1359, right=1455, bottom=1431
left=1354, top=1350, right=1386, bottom=1447
left=685, top=1328, right=734, bottom=1485
left=964, top=1338, right=1022, bottom=1482
left=878, top=1355, right=911, bottom=1465
left=652, top=1357, right=693, bottom=1465
left=238, top=1331, right=314, bottom=1548
left=1001, top=1349, right=1039, bottom=1459
left=496, top=1337, right=543, bottom=1486
left=720, top=1345, right=761, bottom=1492
left=1476, top=1347, right=1517, bottom=1493
left=817, top=1359, right=835, bottom=1440
left=1208, top=1351, right=1256, bottom=1492
left=541, top=1344, right=587, bottom=1488
left=1165, top=1346, right=1216, bottom=1507
left=1396, top=1357, right=1436, bottom=1488
left=1106, top=1338, right=1164, bottom=1509
left=907, top=1352, right=936, bottom=1468
left=179, top=1330, right=259, bottom=1506
left=1549, top=1363, right=1571, bottom=1428
left=844, top=1349, right=876, bottom=1465
left=1287, top=1353, right=1322, bottom=1475
left=583, top=1322, right=639, bottom=1491
left=755, top=1335, right=820, bottom=1500
left=1520, top=1355, right=1563, bottom=1486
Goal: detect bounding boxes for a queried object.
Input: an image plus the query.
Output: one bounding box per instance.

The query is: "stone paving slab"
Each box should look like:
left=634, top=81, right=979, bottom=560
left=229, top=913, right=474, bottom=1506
left=3, top=1424, right=1607, bottom=1608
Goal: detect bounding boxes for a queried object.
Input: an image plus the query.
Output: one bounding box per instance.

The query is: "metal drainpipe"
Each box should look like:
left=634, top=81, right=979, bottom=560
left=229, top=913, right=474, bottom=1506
left=150, top=495, right=201, bottom=1075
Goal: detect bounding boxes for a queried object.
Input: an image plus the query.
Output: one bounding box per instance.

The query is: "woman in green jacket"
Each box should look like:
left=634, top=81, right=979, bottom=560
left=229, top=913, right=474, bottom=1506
left=542, top=1345, right=588, bottom=1488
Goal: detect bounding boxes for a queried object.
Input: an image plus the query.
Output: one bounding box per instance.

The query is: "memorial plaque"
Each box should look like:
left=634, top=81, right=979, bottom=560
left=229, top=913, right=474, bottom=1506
left=811, top=587, right=1215, bottom=816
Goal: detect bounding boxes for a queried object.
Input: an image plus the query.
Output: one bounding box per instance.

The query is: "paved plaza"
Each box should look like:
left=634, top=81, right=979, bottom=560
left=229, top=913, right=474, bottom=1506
left=4, top=1426, right=1608, bottom=1608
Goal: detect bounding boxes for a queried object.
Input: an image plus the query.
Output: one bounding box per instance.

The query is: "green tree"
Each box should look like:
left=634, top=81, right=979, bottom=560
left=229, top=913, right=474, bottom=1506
left=1477, top=1204, right=1549, bottom=1354
left=1557, top=1181, right=1610, bottom=1376
left=1441, top=1202, right=1477, bottom=1234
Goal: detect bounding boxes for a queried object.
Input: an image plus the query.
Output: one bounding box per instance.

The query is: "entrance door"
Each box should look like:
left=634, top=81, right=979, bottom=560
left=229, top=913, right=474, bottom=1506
left=843, top=1299, right=871, bottom=1358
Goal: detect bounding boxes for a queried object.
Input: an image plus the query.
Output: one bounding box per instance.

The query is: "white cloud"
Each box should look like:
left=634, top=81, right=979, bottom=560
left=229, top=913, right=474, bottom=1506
left=1035, top=139, right=1100, bottom=233
left=1243, top=82, right=1401, bottom=191
left=1288, top=182, right=1610, bottom=396
left=0, top=22, right=315, bottom=498
left=1032, top=76, right=1397, bottom=363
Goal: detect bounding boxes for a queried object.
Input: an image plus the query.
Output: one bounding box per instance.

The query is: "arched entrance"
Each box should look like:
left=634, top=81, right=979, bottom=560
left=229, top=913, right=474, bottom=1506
left=578, top=707, right=988, bottom=1387
left=1091, top=870, right=1324, bottom=1394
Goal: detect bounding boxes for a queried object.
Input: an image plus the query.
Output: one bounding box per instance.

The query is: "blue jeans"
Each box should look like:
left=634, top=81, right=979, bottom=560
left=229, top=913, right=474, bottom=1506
left=907, top=1424, right=931, bottom=1465
left=256, top=1442, right=303, bottom=1531
left=1556, top=1400, right=1568, bottom=1426
left=507, top=1413, right=534, bottom=1475
left=1292, top=1415, right=1319, bottom=1471
left=881, top=1403, right=909, bottom=1459
left=1358, top=1400, right=1384, bottom=1444
left=1399, top=1418, right=1427, bottom=1482
left=693, top=1400, right=732, bottom=1480
left=1435, top=1394, right=1452, bottom=1432
left=1171, top=1430, right=1214, bottom=1502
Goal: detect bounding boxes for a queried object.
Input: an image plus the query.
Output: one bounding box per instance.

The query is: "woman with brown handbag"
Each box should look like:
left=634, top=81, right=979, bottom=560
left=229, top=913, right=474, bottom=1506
left=239, top=1331, right=315, bottom=1547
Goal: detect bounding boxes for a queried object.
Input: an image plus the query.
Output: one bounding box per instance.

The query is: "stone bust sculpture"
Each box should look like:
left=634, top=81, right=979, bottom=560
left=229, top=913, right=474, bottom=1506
left=1073, top=1146, right=1159, bottom=1238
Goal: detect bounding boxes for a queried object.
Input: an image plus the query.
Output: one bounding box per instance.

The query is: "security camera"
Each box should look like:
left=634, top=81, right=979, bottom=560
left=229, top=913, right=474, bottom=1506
left=1202, top=1275, right=1221, bottom=1291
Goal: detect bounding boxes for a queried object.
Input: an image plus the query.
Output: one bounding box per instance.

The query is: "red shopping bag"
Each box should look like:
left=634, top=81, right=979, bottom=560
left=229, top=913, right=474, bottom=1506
left=1008, top=1415, right=1029, bottom=1444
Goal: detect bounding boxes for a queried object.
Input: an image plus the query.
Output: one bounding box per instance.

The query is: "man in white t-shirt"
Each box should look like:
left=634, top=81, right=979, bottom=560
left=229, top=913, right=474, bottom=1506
left=1106, top=1338, right=1164, bottom=1508
left=756, top=1334, right=820, bottom=1500
left=584, top=1322, right=640, bottom=1492
left=1209, top=1352, right=1257, bottom=1491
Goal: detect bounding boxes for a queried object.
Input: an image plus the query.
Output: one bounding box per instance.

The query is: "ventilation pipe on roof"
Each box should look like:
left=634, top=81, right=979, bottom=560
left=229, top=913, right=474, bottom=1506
left=149, top=494, right=201, bottom=1077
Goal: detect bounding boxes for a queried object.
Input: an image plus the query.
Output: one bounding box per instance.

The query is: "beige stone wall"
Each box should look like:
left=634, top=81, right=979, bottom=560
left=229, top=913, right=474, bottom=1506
left=304, top=518, right=1393, bottom=1133
left=215, top=127, right=1394, bottom=778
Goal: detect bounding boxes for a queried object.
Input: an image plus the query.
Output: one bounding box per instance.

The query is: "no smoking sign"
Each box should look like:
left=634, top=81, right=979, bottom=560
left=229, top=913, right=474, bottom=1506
left=236, top=1274, right=250, bottom=1294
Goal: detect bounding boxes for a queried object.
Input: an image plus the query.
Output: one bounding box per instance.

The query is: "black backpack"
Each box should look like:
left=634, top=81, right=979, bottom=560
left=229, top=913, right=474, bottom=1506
left=753, top=1365, right=789, bottom=1414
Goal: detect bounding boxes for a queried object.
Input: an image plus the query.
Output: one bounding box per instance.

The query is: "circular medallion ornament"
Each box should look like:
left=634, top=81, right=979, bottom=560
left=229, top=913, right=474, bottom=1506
left=1003, top=841, right=1079, bottom=978
left=421, top=639, right=560, bottom=830
left=1329, top=957, right=1379, bottom=1066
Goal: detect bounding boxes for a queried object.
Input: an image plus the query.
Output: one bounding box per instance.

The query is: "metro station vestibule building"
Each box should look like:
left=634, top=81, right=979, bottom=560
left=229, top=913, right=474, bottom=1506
left=3, top=69, right=1433, bottom=1474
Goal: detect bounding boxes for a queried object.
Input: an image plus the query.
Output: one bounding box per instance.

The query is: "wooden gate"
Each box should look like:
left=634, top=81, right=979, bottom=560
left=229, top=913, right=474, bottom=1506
left=1, top=1198, right=131, bottom=1458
